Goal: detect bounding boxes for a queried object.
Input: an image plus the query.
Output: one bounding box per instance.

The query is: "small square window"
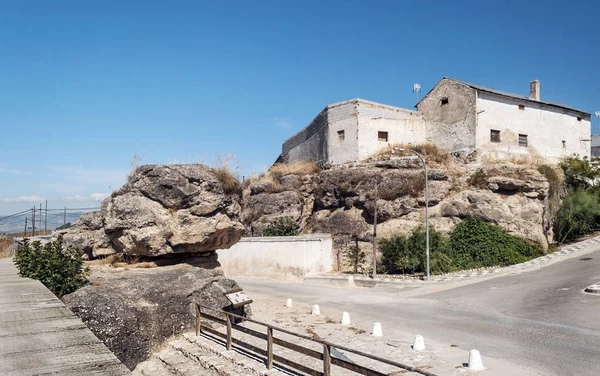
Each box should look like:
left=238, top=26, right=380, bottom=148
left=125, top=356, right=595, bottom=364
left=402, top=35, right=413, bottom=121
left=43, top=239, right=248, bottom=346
left=577, top=117, right=582, bottom=122
left=441, top=97, right=449, bottom=106
left=337, top=130, right=345, bottom=141
left=518, top=104, right=525, bottom=110
left=490, top=129, right=501, bottom=143
left=562, top=140, right=566, bottom=148
left=378, top=131, right=388, bottom=142
left=519, top=134, right=528, bottom=147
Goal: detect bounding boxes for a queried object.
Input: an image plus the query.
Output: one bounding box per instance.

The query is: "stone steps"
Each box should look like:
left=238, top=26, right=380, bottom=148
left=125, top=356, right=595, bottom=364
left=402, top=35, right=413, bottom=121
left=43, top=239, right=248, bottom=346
left=134, top=332, right=287, bottom=376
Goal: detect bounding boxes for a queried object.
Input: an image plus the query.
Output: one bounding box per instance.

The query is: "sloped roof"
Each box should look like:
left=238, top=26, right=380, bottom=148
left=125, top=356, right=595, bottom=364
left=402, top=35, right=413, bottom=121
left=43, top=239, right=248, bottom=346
left=418, top=77, right=590, bottom=116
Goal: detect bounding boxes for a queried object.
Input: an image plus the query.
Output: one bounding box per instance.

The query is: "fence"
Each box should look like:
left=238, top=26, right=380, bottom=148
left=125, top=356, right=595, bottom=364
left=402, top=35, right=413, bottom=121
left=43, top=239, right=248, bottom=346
left=195, top=303, right=438, bottom=376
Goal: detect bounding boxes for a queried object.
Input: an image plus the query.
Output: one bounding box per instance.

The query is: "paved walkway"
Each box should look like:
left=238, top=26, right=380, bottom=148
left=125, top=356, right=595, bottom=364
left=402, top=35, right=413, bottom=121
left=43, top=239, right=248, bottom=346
left=0, top=258, right=130, bottom=376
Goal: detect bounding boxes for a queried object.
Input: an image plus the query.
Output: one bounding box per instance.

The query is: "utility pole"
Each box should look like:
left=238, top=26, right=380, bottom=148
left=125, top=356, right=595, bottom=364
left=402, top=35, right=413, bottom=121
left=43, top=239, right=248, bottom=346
left=24, top=217, right=27, bottom=237
left=44, top=200, right=47, bottom=232
left=39, top=203, right=42, bottom=234
left=394, top=147, right=430, bottom=280
left=372, top=181, right=378, bottom=277
left=32, top=207, right=35, bottom=237
left=64, top=207, right=66, bottom=225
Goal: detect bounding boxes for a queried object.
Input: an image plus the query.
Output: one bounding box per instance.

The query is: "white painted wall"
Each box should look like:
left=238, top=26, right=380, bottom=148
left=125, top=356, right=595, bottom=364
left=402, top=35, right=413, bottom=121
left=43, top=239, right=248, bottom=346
left=355, top=100, right=427, bottom=160
left=327, top=102, right=359, bottom=165
left=475, top=92, right=591, bottom=162
left=216, top=234, right=332, bottom=280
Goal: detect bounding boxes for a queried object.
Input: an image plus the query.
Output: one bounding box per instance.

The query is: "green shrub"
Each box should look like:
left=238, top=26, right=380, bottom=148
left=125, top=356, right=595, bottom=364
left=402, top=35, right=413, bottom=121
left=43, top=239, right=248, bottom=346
left=379, top=234, right=418, bottom=274
left=378, top=227, right=449, bottom=274
left=262, top=217, right=299, bottom=236
left=467, top=169, right=488, bottom=189
left=450, top=218, right=542, bottom=269
left=559, top=155, right=599, bottom=191
left=13, top=236, right=89, bottom=297
left=429, top=251, right=452, bottom=275
left=554, top=190, right=600, bottom=243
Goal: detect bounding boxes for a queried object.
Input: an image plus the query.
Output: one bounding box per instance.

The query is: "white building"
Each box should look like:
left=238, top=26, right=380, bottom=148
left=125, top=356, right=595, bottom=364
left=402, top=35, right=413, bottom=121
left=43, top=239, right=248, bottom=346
left=281, top=78, right=591, bottom=165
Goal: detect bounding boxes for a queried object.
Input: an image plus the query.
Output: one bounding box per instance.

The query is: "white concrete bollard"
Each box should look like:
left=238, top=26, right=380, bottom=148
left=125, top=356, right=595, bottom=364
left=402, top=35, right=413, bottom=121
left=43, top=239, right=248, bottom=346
left=348, top=275, right=355, bottom=286
left=286, top=298, right=293, bottom=308
left=372, top=322, right=383, bottom=337
left=312, top=304, right=320, bottom=316
left=467, top=349, right=485, bottom=371
left=341, top=311, right=351, bottom=325
left=412, top=334, right=425, bottom=351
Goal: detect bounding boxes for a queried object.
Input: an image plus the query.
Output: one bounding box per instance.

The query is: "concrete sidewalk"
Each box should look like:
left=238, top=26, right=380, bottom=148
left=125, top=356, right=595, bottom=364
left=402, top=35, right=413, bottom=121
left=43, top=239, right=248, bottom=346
left=0, top=258, right=130, bottom=376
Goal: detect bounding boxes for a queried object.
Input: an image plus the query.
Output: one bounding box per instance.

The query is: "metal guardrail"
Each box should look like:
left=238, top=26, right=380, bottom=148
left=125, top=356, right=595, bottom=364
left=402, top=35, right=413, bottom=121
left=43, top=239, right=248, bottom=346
left=195, top=303, right=438, bottom=376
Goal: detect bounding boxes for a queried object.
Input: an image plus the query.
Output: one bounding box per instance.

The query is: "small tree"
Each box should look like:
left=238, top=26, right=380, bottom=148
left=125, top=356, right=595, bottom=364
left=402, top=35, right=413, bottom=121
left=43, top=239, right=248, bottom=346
left=343, top=240, right=366, bottom=274
left=13, top=236, right=89, bottom=297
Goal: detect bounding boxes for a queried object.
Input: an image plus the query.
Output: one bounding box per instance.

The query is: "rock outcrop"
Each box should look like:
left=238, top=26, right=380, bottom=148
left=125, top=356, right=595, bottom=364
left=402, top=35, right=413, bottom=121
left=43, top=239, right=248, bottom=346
left=242, top=160, right=564, bottom=254
left=61, top=164, right=245, bottom=258
left=62, top=266, right=245, bottom=370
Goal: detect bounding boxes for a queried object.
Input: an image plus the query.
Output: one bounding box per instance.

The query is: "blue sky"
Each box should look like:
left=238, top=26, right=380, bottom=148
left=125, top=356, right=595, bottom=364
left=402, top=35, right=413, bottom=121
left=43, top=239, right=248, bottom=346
left=1, top=0, right=599, bottom=216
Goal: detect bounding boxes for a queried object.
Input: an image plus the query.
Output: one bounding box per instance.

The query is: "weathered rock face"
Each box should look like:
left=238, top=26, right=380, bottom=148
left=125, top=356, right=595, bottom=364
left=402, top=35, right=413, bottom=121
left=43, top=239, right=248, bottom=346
left=62, top=164, right=245, bottom=258
left=242, top=160, right=564, bottom=255
left=61, top=211, right=114, bottom=258
left=62, top=266, right=245, bottom=370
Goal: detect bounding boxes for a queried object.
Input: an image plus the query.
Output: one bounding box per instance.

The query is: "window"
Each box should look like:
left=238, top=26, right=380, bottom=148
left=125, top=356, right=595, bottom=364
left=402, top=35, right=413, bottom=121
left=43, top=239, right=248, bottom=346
left=518, top=104, right=525, bottom=110
left=378, top=131, right=388, bottom=142
left=519, top=134, right=528, bottom=147
left=337, top=130, right=345, bottom=141
left=441, top=97, right=449, bottom=106
left=490, top=129, right=501, bottom=143
left=577, top=117, right=582, bottom=122
left=562, top=140, right=566, bottom=148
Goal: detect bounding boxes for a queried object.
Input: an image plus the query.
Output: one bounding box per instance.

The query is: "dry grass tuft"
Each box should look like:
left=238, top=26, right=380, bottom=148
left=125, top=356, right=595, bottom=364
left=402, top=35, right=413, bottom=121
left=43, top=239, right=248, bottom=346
left=269, top=162, right=320, bottom=176
left=213, top=154, right=242, bottom=195
left=0, top=239, right=12, bottom=258
left=91, top=254, right=156, bottom=268
left=348, top=326, right=366, bottom=334
left=481, top=153, right=545, bottom=166
left=305, top=327, right=321, bottom=339
left=369, top=143, right=450, bottom=165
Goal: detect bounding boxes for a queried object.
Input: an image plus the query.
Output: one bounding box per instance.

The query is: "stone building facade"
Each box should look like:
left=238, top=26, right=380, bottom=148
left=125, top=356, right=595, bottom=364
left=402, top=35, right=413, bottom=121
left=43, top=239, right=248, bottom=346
left=281, top=99, right=425, bottom=165
left=281, top=77, right=591, bottom=164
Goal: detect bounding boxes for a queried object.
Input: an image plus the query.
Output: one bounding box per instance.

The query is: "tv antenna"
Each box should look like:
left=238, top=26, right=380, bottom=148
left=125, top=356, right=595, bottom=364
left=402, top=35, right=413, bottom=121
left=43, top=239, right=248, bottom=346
left=413, top=83, right=421, bottom=103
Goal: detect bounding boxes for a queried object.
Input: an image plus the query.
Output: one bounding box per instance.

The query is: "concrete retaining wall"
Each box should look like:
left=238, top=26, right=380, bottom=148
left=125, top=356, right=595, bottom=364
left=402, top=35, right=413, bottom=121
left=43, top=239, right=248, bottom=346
left=216, top=234, right=332, bottom=280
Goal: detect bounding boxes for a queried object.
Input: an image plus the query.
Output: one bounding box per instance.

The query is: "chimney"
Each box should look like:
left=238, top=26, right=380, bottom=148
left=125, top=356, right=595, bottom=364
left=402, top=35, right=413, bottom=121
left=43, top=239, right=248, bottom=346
left=530, top=80, right=540, bottom=101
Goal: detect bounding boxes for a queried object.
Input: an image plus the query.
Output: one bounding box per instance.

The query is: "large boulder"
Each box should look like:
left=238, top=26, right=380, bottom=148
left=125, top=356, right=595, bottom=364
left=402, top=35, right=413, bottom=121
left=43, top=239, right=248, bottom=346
left=62, top=266, right=245, bottom=370
left=60, top=211, right=115, bottom=258
left=62, top=164, right=245, bottom=257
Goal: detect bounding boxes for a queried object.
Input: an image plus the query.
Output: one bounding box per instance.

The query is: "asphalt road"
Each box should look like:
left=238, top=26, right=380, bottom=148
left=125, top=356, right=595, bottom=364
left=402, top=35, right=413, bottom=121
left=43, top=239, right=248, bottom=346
left=236, top=248, right=600, bottom=376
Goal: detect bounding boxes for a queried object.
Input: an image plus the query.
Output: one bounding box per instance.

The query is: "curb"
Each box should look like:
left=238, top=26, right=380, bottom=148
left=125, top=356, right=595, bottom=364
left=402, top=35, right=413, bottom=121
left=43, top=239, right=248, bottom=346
left=308, top=235, right=600, bottom=286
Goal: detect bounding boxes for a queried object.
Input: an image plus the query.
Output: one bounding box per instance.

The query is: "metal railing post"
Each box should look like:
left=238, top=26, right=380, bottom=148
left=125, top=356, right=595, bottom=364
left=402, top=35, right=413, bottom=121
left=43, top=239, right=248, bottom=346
left=267, top=327, right=274, bottom=369
left=226, top=314, right=232, bottom=351
left=323, top=343, right=331, bottom=376
left=195, top=305, right=201, bottom=336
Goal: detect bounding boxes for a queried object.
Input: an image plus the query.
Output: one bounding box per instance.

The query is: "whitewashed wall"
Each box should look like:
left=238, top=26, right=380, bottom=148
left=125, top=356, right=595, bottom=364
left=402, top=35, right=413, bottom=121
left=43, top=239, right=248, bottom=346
left=475, top=92, right=591, bottom=162
left=216, top=234, right=332, bottom=280
left=326, top=102, right=359, bottom=165
left=355, top=100, right=427, bottom=161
